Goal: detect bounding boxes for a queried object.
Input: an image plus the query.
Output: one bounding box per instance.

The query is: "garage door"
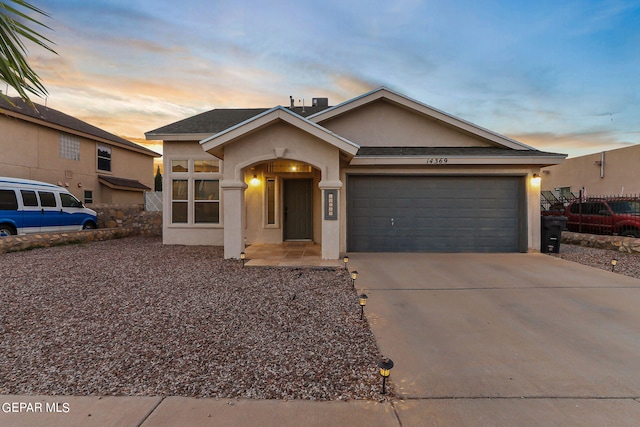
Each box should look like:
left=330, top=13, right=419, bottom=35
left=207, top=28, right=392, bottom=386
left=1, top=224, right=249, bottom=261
left=347, top=175, right=525, bottom=252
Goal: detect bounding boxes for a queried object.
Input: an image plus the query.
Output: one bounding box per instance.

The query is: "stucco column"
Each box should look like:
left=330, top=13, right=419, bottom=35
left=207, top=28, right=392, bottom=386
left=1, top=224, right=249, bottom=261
left=319, top=180, right=342, bottom=260
left=221, top=180, right=246, bottom=259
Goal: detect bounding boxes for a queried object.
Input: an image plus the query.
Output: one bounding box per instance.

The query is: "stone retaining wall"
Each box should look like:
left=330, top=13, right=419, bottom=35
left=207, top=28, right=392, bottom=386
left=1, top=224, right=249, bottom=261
left=93, top=204, right=162, bottom=235
left=562, top=231, right=640, bottom=254
left=0, top=228, right=141, bottom=254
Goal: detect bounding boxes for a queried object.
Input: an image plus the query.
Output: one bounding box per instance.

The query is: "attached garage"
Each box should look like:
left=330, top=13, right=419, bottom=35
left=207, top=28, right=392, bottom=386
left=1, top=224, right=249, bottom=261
left=347, top=175, right=526, bottom=253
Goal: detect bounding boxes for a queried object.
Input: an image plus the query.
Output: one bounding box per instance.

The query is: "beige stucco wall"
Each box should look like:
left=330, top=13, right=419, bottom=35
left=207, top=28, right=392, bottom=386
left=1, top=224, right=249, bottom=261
left=318, top=99, right=491, bottom=148
left=541, top=146, right=640, bottom=196
left=0, top=114, right=155, bottom=204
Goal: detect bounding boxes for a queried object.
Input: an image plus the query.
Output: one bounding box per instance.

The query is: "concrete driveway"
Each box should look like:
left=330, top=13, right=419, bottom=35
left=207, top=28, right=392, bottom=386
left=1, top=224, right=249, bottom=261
left=350, top=253, right=640, bottom=426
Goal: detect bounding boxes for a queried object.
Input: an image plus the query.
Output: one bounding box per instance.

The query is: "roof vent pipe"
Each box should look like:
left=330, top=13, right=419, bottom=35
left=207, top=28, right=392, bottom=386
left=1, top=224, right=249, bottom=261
left=289, top=96, right=294, bottom=109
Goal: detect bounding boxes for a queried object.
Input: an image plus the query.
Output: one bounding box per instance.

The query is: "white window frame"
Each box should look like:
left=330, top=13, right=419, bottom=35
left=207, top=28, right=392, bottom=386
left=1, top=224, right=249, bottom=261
left=168, top=157, right=222, bottom=228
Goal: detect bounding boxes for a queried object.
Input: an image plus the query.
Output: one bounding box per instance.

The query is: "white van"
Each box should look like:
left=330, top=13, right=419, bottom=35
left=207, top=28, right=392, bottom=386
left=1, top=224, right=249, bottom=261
left=0, top=177, right=97, bottom=236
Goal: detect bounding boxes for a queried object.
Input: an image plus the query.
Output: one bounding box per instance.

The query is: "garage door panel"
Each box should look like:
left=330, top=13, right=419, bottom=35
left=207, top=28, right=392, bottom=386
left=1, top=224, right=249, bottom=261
left=347, top=175, right=524, bottom=252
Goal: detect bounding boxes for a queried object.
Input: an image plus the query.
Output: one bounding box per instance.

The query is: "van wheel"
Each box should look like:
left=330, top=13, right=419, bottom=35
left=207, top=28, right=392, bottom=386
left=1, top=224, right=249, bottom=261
left=0, top=224, right=16, bottom=237
left=82, top=221, right=96, bottom=230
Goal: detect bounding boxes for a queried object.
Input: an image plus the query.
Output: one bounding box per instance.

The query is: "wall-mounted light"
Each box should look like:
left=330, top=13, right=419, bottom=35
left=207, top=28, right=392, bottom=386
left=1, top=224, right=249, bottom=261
left=531, top=174, right=542, bottom=186
left=250, top=175, right=260, bottom=186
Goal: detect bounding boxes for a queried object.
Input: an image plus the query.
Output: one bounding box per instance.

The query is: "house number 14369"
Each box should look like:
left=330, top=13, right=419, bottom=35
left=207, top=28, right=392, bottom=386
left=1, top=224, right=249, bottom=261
left=426, top=158, right=448, bottom=164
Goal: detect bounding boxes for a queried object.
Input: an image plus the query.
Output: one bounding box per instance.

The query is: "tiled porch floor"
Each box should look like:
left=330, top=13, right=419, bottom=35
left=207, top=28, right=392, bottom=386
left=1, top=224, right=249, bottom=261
left=244, top=242, right=342, bottom=267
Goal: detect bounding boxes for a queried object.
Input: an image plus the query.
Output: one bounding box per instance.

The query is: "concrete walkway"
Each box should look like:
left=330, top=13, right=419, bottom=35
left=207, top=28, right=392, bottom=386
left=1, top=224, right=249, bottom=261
left=5, top=253, right=640, bottom=426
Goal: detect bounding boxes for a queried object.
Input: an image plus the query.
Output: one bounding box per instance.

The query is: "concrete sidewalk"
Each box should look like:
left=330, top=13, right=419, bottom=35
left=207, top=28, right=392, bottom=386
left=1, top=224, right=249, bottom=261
left=0, top=396, right=399, bottom=427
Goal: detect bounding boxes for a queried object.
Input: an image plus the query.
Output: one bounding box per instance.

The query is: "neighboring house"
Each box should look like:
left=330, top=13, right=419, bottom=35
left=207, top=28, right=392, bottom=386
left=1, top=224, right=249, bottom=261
left=146, top=87, right=566, bottom=259
left=0, top=97, right=160, bottom=205
left=541, top=145, right=640, bottom=198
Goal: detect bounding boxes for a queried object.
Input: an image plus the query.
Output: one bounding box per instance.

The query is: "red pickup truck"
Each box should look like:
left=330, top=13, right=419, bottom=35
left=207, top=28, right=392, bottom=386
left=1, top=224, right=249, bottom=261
left=546, top=199, right=640, bottom=237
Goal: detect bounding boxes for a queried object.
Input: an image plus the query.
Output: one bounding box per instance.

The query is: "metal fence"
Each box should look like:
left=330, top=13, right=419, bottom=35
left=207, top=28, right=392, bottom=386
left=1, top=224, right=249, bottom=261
left=542, top=191, right=640, bottom=236
left=540, top=190, right=578, bottom=211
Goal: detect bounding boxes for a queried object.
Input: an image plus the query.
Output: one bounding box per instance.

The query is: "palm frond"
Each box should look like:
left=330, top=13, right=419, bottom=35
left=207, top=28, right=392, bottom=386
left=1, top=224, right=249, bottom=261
left=0, top=0, right=57, bottom=105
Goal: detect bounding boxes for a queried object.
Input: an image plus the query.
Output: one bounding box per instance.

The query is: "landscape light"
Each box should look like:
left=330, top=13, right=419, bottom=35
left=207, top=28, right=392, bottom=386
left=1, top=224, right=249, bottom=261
left=358, top=293, right=368, bottom=320
left=377, top=357, right=394, bottom=394
left=240, top=251, right=246, bottom=268
left=343, top=255, right=349, bottom=270
left=351, top=270, right=358, bottom=287
left=611, top=258, right=618, bottom=272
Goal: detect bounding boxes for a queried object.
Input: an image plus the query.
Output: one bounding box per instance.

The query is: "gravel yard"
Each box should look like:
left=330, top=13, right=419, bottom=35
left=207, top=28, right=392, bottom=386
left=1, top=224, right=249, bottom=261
left=557, top=243, right=640, bottom=280
left=0, top=236, right=383, bottom=400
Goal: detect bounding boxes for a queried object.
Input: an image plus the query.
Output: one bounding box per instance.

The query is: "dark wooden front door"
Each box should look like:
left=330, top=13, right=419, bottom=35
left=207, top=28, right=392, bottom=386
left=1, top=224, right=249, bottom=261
left=283, top=179, right=313, bottom=240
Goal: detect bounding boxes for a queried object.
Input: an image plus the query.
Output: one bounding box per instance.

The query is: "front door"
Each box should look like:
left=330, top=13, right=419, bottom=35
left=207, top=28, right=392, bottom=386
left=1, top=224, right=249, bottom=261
left=283, top=179, right=313, bottom=240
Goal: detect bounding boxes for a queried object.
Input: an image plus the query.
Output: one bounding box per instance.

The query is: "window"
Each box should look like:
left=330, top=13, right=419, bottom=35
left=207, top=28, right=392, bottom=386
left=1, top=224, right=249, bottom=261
left=194, top=160, right=219, bottom=173
left=20, top=190, right=38, bottom=207
left=0, top=190, right=18, bottom=210
left=172, top=179, right=188, bottom=223
left=266, top=178, right=276, bottom=224
left=194, top=180, right=219, bottom=223
left=97, top=144, right=112, bottom=171
left=38, top=192, right=57, bottom=207
left=171, top=160, right=188, bottom=173
left=84, top=190, right=93, bottom=205
left=60, top=193, right=83, bottom=208
left=266, top=160, right=312, bottom=173
left=169, top=158, right=222, bottom=225
left=60, top=133, right=80, bottom=161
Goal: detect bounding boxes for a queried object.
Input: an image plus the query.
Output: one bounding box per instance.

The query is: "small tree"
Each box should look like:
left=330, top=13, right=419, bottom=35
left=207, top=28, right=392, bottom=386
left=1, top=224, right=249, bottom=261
left=154, top=165, right=162, bottom=192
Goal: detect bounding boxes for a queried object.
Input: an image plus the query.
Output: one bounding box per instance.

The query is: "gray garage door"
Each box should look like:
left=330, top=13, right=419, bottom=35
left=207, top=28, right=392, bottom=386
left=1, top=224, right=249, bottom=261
left=347, top=175, right=525, bottom=252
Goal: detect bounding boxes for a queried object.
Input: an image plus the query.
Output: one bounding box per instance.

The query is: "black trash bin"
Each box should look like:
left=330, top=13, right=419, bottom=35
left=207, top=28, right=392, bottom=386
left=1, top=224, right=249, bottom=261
left=541, top=215, right=567, bottom=253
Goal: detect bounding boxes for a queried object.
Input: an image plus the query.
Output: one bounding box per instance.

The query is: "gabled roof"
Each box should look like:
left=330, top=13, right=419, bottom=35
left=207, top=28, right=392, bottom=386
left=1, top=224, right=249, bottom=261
left=200, top=106, right=360, bottom=160
left=308, top=87, right=536, bottom=151
left=0, top=97, right=159, bottom=157
left=146, top=105, right=331, bottom=141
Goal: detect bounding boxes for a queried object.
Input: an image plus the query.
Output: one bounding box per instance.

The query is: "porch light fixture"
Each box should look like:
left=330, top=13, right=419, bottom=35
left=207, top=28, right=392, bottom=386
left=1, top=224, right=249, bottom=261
left=531, top=174, right=542, bottom=186
left=377, top=356, right=394, bottom=394
left=611, top=258, right=618, bottom=272
left=358, top=293, right=368, bottom=320
left=240, top=251, right=246, bottom=268
left=351, top=270, right=358, bottom=287
left=250, top=175, right=260, bottom=186
left=343, top=255, right=349, bottom=270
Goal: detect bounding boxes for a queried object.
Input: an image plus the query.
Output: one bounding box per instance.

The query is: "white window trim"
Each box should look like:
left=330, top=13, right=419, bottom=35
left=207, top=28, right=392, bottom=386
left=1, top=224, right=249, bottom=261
left=167, top=157, right=223, bottom=228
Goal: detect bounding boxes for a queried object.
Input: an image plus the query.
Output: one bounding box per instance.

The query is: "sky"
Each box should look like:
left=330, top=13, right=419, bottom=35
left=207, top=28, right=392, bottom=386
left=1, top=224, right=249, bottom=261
left=9, top=0, right=640, bottom=161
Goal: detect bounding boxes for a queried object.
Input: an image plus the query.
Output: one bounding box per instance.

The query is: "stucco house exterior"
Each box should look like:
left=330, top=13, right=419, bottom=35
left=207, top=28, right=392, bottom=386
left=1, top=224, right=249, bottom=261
left=541, top=145, right=640, bottom=198
left=146, top=87, right=566, bottom=259
left=0, top=97, right=159, bottom=205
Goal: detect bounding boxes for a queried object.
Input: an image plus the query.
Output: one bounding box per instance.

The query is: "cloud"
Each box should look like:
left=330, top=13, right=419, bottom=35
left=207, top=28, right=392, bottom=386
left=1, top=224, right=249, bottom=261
left=509, top=131, right=634, bottom=158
